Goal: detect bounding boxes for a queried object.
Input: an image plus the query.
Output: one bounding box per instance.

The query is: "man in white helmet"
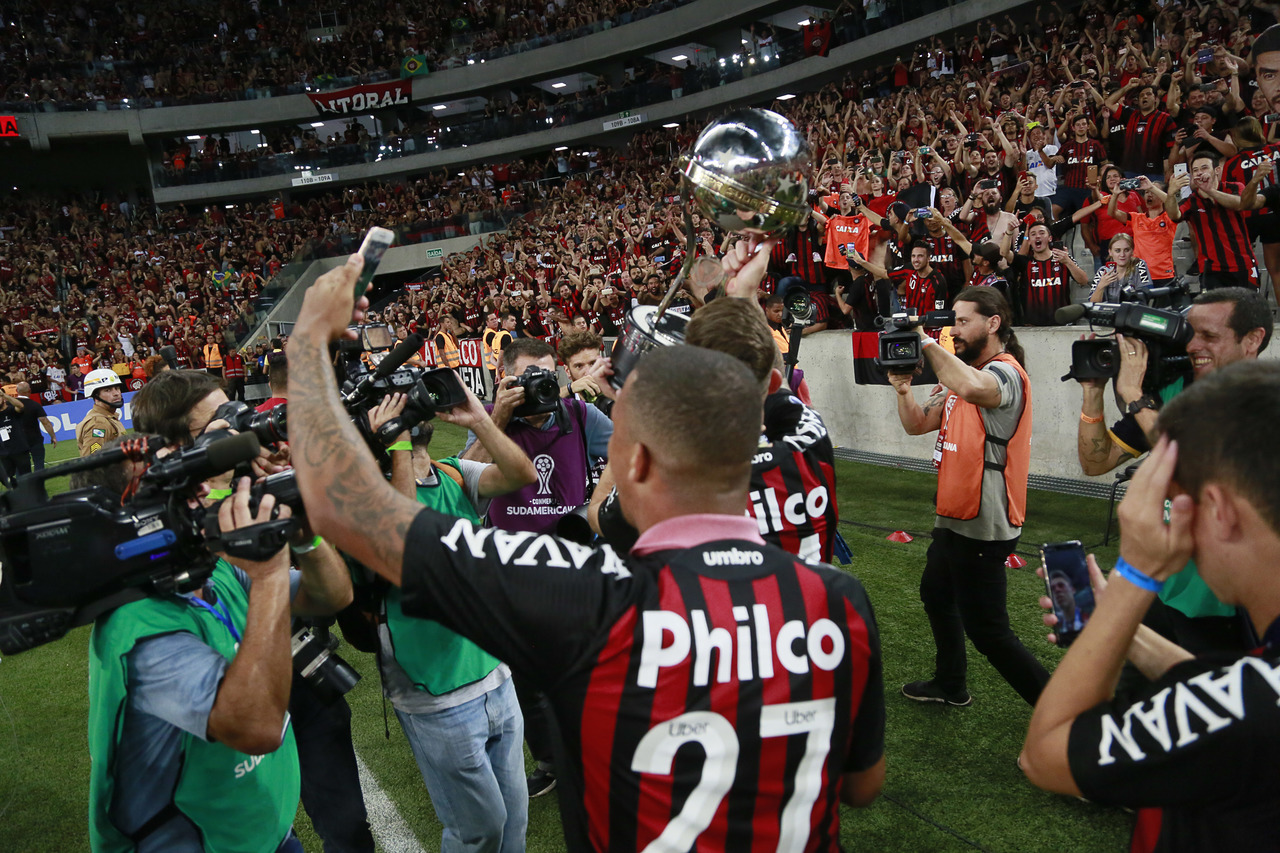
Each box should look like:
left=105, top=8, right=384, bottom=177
left=77, top=368, right=127, bottom=456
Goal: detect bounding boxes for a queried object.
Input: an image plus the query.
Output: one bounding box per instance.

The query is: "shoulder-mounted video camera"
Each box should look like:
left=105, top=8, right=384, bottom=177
left=0, top=431, right=295, bottom=656
left=1057, top=301, right=1193, bottom=391
left=876, top=310, right=956, bottom=372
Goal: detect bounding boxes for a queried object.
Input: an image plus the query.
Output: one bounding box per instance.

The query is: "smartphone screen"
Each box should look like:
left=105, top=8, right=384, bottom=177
left=1087, top=164, right=1098, bottom=185
left=354, top=227, right=396, bottom=301
left=1041, top=541, right=1095, bottom=647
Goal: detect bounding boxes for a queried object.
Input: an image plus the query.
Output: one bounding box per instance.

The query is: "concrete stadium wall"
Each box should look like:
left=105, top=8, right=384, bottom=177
left=801, top=327, right=1280, bottom=483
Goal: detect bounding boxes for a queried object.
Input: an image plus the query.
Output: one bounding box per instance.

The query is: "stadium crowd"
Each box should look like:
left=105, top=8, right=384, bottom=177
left=11, top=0, right=1280, bottom=406
left=0, top=0, right=692, bottom=110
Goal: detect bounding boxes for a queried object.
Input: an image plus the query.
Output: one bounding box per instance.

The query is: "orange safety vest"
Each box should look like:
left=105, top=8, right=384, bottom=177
left=934, top=352, right=1032, bottom=527
left=481, top=328, right=500, bottom=371
left=435, top=332, right=461, bottom=369
left=203, top=343, right=223, bottom=369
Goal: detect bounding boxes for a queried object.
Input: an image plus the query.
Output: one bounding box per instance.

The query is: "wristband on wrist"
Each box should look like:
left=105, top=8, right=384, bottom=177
left=1114, top=556, right=1164, bottom=593
left=387, top=440, right=413, bottom=452
left=1080, top=411, right=1103, bottom=424
left=291, top=535, right=323, bottom=555
left=920, top=336, right=936, bottom=347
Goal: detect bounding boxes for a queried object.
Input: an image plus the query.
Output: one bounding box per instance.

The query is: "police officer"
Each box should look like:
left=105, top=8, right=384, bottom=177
left=77, top=368, right=127, bottom=456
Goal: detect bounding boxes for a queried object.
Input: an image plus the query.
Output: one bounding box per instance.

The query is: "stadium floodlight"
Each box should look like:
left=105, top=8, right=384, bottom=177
left=310, top=122, right=324, bottom=128
left=551, top=82, right=567, bottom=89
left=663, top=123, right=679, bottom=129
left=433, top=104, right=447, bottom=110
left=671, top=54, right=688, bottom=61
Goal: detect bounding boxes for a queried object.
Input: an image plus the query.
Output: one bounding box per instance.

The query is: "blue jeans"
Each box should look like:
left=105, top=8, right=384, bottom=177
left=396, top=678, right=527, bottom=853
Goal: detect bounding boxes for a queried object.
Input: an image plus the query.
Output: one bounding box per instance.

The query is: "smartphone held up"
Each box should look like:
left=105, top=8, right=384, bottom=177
left=354, top=227, right=396, bottom=302
left=1041, top=541, right=1096, bottom=647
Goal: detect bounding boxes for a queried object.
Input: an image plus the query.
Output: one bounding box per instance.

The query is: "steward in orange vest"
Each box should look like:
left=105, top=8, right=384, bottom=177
left=434, top=319, right=462, bottom=369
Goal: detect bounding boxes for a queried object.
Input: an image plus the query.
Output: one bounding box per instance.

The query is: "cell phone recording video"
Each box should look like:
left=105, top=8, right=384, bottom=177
left=1041, top=541, right=1096, bottom=647
left=354, top=227, right=396, bottom=302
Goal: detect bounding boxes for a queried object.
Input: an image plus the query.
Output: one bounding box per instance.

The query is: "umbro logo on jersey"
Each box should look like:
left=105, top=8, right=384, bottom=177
left=702, top=548, right=764, bottom=567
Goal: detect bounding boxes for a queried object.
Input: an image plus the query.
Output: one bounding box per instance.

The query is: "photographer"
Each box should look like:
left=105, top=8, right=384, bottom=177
left=1022, top=363, right=1280, bottom=852
left=365, top=389, right=535, bottom=851
left=130, top=370, right=374, bottom=853
left=889, top=286, right=1050, bottom=707
left=85, top=457, right=353, bottom=852
left=458, top=336, right=612, bottom=797
left=286, top=253, right=886, bottom=851
left=1076, top=288, right=1272, bottom=656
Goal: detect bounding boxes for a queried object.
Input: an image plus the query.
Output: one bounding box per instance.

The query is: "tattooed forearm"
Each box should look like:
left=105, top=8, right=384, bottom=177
left=920, top=391, right=947, bottom=418
left=290, top=334, right=419, bottom=585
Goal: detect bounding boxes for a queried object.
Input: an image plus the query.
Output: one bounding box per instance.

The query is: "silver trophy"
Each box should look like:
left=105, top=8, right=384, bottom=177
left=678, top=108, right=812, bottom=236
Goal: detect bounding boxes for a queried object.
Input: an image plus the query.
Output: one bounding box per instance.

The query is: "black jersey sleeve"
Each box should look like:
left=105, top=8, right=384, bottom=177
left=399, top=507, right=637, bottom=685
left=1067, top=653, right=1280, bottom=809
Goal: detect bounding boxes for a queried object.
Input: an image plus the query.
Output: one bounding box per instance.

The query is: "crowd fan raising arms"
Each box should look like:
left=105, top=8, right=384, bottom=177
left=15, top=2, right=1280, bottom=406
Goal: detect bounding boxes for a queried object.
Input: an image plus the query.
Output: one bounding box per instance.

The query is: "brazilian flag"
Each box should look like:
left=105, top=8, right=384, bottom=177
left=400, top=54, right=429, bottom=78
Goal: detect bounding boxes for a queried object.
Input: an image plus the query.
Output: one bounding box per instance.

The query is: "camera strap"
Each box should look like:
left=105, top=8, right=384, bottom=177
left=188, top=595, right=242, bottom=644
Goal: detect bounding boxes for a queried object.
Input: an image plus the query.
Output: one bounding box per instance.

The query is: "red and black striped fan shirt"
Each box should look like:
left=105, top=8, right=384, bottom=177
left=1179, top=182, right=1254, bottom=273
left=1012, top=254, right=1074, bottom=326
left=1114, top=105, right=1176, bottom=175
left=1058, top=137, right=1107, bottom=189
left=401, top=512, right=885, bottom=853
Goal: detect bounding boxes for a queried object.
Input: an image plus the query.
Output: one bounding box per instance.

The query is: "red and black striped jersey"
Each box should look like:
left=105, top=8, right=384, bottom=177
left=1222, top=146, right=1280, bottom=224
left=1114, top=105, right=1176, bottom=175
left=1179, top=182, right=1254, bottom=273
left=924, top=233, right=968, bottom=297
left=1011, top=254, right=1074, bottom=326
left=750, top=392, right=840, bottom=563
left=890, top=267, right=947, bottom=317
left=400, top=511, right=885, bottom=853
left=1058, top=137, right=1107, bottom=189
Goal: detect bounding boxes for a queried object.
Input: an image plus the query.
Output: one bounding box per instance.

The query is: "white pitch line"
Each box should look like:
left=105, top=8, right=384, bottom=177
left=355, top=750, right=426, bottom=853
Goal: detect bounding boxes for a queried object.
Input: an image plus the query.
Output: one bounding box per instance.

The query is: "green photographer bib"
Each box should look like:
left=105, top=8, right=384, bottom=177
left=88, top=560, right=299, bottom=853
left=382, top=459, right=501, bottom=695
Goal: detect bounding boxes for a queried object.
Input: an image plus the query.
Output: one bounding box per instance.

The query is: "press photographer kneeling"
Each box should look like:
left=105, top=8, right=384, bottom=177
left=1071, top=288, right=1273, bottom=656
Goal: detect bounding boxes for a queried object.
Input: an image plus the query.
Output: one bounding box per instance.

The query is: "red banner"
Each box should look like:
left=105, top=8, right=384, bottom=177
left=458, top=338, right=482, bottom=369
left=307, top=80, right=411, bottom=114
left=0, top=116, right=17, bottom=137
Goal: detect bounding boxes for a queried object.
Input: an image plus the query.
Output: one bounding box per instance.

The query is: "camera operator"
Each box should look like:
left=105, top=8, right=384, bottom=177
left=83, top=453, right=353, bottom=852
left=130, top=370, right=374, bottom=853
left=1076, top=288, right=1272, bottom=656
left=77, top=368, right=127, bottom=456
left=286, top=252, right=886, bottom=851
left=558, top=330, right=616, bottom=418
left=1011, top=221, right=1089, bottom=326
left=362, top=389, right=536, bottom=852
left=1022, top=362, right=1280, bottom=852
left=459, top=336, right=612, bottom=797
left=889, top=286, right=1050, bottom=707
left=459, top=337, right=612, bottom=535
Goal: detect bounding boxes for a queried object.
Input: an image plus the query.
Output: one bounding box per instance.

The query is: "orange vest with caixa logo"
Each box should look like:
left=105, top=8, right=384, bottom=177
left=934, top=352, right=1032, bottom=527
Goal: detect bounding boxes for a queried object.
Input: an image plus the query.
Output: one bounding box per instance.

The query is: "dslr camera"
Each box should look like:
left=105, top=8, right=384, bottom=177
left=876, top=310, right=956, bottom=372
left=511, top=365, right=561, bottom=418
left=214, top=400, right=288, bottom=450
left=336, top=324, right=468, bottom=448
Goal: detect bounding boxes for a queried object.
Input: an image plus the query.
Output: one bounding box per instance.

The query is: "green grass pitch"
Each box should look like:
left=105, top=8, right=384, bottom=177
left=0, top=425, right=1132, bottom=852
